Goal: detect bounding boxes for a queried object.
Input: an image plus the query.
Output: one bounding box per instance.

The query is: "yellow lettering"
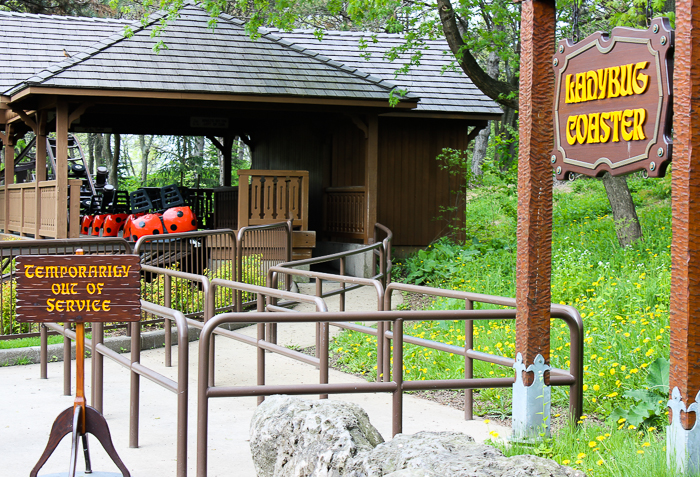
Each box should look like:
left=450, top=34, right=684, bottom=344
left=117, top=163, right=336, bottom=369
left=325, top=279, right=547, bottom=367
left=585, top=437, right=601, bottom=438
left=566, top=74, right=575, bottom=103
left=96, top=283, right=104, bottom=295
left=621, top=109, right=635, bottom=141
left=608, top=66, right=621, bottom=98
left=576, top=72, right=587, bottom=102
left=600, top=112, right=611, bottom=143
left=610, top=111, right=623, bottom=142
left=35, top=266, right=44, bottom=278
left=87, top=283, right=96, bottom=294
left=632, top=61, right=650, bottom=95
left=122, top=266, right=132, bottom=276
left=56, top=300, right=64, bottom=312
left=89, top=266, right=98, bottom=278
left=587, top=113, right=601, bottom=144
left=586, top=70, right=598, bottom=102
left=102, top=300, right=111, bottom=312
left=576, top=114, right=588, bottom=144
left=70, top=283, right=77, bottom=295
left=634, top=108, right=647, bottom=140
left=46, top=298, right=55, bottom=312
left=566, top=115, right=578, bottom=145
left=51, top=283, right=61, bottom=295
left=78, top=266, right=86, bottom=278
left=107, top=266, right=112, bottom=278
left=98, top=266, right=107, bottom=278
left=25, top=265, right=34, bottom=278
left=68, top=267, right=78, bottom=278
left=92, top=300, right=101, bottom=312
left=77, top=300, right=86, bottom=312
left=619, top=63, right=634, bottom=96
left=46, top=266, right=59, bottom=278
left=60, top=266, right=68, bottom=278
left=66, top=300, right=75, bottom=312
left=597, top=68, right=608, bottom=99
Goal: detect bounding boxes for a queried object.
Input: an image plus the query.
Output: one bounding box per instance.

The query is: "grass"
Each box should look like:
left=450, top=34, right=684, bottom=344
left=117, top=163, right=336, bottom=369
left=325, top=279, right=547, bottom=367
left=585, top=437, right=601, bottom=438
left=0, top=334, right=65, bottom=349
left=329, top=171, right=675, bottom=476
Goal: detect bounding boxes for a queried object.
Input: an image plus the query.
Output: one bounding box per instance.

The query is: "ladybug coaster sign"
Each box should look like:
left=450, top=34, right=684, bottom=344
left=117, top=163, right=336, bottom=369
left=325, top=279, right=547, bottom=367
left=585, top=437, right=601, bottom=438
left=551, top=18, right=674, bottom=179
left=15, top=254, right=141, bottom=323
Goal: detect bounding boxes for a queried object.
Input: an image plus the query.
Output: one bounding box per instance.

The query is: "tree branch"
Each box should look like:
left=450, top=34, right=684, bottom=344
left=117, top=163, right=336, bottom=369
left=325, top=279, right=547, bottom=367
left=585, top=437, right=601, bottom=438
left=436, top=0, right=519, bottom=110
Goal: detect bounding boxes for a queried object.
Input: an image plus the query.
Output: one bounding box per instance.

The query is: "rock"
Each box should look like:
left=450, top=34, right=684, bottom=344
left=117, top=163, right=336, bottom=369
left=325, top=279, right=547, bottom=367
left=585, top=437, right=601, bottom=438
left=250, top=395, right=384, bottom=477
left=350, top=432, right=586, bottom=477
left=250, top=397, right=586, bottom=477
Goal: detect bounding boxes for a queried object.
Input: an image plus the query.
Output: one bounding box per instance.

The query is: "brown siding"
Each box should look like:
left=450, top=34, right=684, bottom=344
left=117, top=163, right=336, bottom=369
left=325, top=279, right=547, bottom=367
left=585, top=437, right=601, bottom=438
left=377, top=117, right=469, bottom=247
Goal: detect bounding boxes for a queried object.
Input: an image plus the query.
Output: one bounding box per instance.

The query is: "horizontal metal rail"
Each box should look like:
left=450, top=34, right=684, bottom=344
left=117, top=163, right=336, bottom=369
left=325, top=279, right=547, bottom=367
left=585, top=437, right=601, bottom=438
left=196, top=308, right=578, bottom=477
left=384, top=282, right=584, bottom=422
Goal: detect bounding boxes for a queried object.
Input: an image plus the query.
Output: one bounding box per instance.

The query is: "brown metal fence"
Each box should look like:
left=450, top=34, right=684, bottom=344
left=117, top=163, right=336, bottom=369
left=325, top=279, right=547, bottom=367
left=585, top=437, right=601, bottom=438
left=0, top=237, right=132, bottom=339
left=236, top=220, right=292, bottom=310
left=195, top=308, right=580, bottom=477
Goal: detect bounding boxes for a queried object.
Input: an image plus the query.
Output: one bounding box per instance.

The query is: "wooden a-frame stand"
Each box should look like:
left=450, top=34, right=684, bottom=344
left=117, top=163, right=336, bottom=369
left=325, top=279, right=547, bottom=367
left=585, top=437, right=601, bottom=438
left=29, top=251, right=130, bottom=477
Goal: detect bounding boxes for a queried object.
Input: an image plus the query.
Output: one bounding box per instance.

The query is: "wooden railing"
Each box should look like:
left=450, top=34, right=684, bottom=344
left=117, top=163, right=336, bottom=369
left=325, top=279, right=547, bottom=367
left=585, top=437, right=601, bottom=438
left=238, top=170, right=309, bottom=230
left=0, top=179, right=81, bottom=238
left=323, top=186, right=366, bottom=240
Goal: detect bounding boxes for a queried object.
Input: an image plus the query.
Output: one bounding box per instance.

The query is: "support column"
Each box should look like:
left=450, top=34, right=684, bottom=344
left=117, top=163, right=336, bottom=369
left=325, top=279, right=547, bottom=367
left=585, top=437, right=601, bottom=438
left=3, top=122, right=13, bottom=234
left=512, top=0, right=555, bottom=440
left=35, top=112, right=46, bottom=238
left=364, top=114, right=378, bottom=244
left=55, top=101, right=69, bottom=239
left=668, top=0, right=700, bottom=472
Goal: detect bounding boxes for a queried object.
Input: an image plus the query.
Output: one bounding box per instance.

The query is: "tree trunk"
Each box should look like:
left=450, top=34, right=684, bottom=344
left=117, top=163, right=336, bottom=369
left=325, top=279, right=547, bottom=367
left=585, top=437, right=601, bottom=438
left=471, top=47, right=501, bottom=178
left=194, top=136, right=204, bottom=189
left=139, top=135, right=153, bottom=185
left=102, top=134, right=112, bottom=177
left=87, top=133, right=95, bottom=175
left=105, top=133, right=120, bottom=187
left=217, top=137, right=225, bottom=186
left=602, top=173, right=643, bottom=247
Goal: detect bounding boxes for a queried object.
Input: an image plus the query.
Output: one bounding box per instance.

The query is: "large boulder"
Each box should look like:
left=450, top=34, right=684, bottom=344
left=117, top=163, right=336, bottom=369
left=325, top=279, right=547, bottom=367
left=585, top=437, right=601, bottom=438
left=250, top=395, right=384, bottom=477
left=352, top=432, right=587, bottom=477
left=250, top=396, right=586, bottom=477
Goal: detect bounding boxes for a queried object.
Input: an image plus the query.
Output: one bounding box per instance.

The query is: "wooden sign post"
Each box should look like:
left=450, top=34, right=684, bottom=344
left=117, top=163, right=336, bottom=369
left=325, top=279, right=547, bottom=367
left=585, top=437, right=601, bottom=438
left=16, top=251, right=141, bottom=477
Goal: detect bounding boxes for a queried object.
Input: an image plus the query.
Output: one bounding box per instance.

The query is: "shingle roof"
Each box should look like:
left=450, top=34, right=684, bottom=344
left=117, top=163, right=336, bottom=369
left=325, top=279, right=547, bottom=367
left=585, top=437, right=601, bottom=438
left=271, top=30, right=502, bottom=116
left=3, top=3, right=411, bottom=103
left=0, top=4, right=501, bottom=117
left=0, top=11, right=132, bottom=92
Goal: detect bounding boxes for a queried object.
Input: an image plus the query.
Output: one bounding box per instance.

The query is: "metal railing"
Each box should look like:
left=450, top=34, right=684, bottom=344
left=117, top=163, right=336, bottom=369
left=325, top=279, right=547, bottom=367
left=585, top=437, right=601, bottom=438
left=195, top=308, right=579, bottom=477
left=383, top=283, right=584, bottom=421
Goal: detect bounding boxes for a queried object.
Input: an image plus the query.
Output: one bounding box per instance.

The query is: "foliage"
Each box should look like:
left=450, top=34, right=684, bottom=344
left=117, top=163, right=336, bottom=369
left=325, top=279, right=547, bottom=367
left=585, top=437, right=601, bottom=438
left=608, top=357, right=669, bottom=430
left=495, top=421, right=674, bottom=477
left=332, top=171, right=672, bottom=419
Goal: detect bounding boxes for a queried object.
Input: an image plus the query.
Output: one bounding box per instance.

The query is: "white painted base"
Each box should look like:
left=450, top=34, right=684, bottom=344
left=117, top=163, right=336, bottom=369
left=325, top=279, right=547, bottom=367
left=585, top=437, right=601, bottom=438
left=667, top=387, right=700, bottom=475
left=512, top=353, right=551, bottom=440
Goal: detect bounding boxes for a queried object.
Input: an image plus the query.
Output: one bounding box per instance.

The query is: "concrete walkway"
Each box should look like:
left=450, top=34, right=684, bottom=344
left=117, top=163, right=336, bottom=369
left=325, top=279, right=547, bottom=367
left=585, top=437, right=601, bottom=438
left=0, top=283, right=510, bottom=477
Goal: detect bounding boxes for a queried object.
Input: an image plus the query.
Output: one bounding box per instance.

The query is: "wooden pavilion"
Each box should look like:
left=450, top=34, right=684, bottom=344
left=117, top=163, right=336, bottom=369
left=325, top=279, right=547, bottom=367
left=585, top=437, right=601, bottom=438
left=0, top=3, right=501, bottom=250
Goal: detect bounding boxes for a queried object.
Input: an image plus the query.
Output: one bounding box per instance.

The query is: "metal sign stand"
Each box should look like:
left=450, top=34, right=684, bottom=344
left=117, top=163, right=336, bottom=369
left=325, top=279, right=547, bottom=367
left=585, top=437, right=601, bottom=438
left=28, top=250, right=130, bottom=477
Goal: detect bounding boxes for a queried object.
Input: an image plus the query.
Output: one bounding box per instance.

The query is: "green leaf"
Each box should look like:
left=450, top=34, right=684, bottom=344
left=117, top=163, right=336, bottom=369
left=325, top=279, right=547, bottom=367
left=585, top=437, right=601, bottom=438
left=646, top=357, right=669, bottom=390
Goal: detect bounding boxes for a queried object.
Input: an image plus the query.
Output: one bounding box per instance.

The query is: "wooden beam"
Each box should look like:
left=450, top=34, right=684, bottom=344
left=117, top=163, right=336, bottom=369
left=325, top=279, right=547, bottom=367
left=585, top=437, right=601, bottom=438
left=68, top=103, right=93, bottom=127
left=55, top=100, right=69, bottom=239
left=9, top=108, right=36, bottom=132
left=670, top=0, right=700, bottom=430
left=35, top=111, right=47, bottom=237
left=349, top=115, right=369, bottom=138
left=515, top=0, right=556, bottom=384
left=364, top=114, right=379, bottom=244
left=10, top=86, right=419, bottom=110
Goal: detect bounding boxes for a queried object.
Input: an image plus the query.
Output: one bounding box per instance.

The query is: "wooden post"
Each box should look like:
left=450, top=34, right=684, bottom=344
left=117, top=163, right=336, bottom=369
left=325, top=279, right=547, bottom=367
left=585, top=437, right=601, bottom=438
left=667, top=0, right=700, bottom=473
left=364, top=114, right=378, bottom=244
left=3, top=122, right=13, bottom=234
left=223, top=135, right=234, bottom=187
left=55, top=101, right=69, bottom=239
left=34, top=112, right=46, bottom=238
left=512, top=0, right=555, bottom=440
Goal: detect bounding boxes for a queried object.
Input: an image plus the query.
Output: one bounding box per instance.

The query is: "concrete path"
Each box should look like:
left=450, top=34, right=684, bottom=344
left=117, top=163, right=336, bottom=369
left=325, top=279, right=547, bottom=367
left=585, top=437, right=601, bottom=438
left=0, top=283, right=510, bottom=477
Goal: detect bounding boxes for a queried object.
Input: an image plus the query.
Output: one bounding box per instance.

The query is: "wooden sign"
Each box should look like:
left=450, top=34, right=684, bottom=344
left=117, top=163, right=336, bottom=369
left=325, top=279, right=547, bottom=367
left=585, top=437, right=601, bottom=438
left=551, top=17, right=674, bottom=179
left=15, top=255, right=141, bottom=323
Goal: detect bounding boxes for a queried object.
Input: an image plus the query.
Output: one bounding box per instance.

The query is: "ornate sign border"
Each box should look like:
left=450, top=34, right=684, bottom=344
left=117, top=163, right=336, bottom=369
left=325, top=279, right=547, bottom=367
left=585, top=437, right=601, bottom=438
left=551, top=18, right=674, bottom=179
